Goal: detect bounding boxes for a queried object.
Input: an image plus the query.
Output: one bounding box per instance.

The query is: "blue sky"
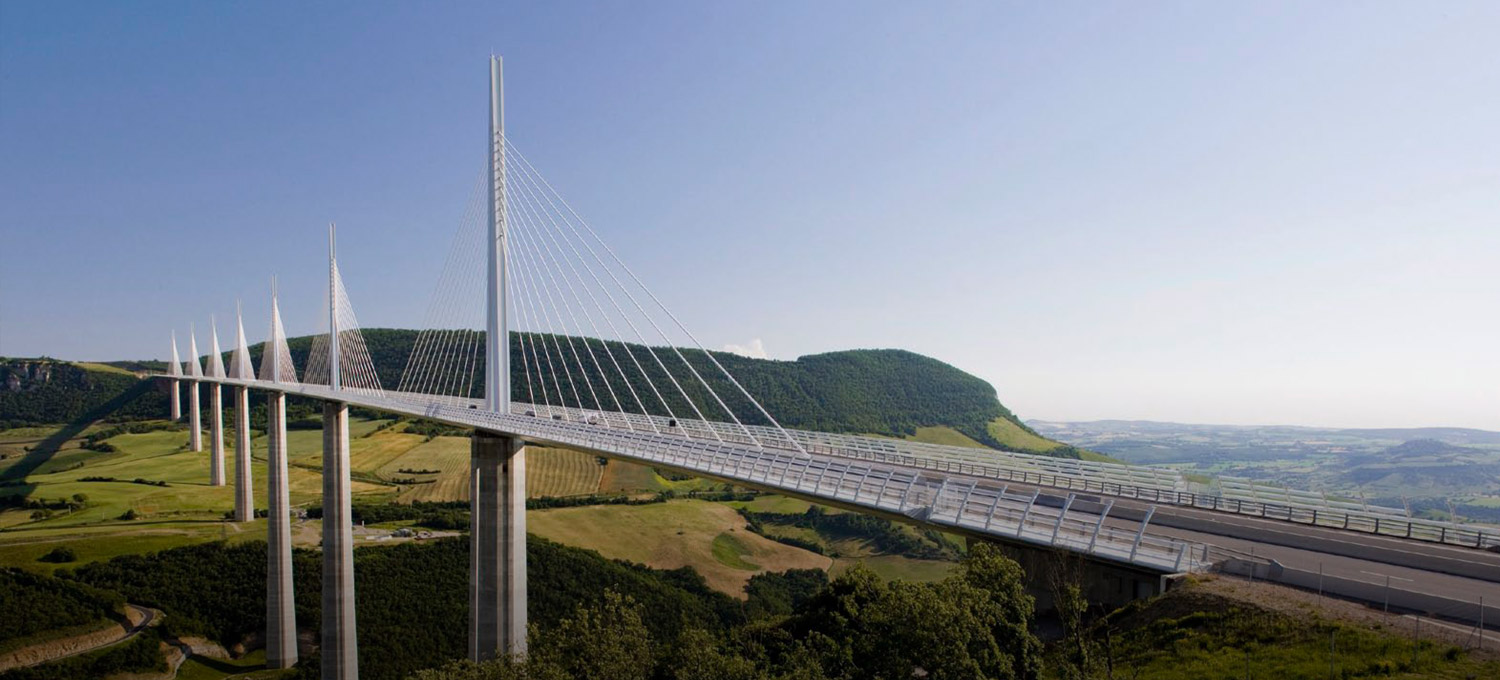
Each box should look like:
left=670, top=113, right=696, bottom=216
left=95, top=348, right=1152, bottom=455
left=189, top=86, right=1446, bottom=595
left=3, top=1, right=1497, bottom=429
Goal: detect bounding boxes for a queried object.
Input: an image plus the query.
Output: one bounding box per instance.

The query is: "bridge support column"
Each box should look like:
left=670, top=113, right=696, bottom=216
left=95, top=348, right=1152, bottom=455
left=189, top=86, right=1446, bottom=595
left=321, top=401, right=358, bottom=680
left=209, top=385, right=225, bottom=486
left=265, top=391, right=297, bottom=669
left=233, top=386, right=253, bottom=522
left=470, top=431, right=527, bottom=661
left=188, top=380, right=201, bottom=451
left=169, top=380, right=181, bottom=421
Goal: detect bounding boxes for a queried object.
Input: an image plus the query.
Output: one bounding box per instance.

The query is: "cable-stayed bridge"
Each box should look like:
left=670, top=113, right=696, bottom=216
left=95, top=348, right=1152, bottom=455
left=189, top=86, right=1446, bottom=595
left=157, top=58, right=1500, bottom=678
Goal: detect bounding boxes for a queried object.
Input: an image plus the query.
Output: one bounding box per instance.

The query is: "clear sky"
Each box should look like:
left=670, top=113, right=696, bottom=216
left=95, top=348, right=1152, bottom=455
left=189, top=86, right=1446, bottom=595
left=2, top=1, right=1497, bottom=430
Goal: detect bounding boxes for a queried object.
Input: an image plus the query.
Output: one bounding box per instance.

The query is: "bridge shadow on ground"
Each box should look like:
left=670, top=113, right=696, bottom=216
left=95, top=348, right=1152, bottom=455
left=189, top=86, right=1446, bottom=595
left=0, top=381, right=157, bottom=502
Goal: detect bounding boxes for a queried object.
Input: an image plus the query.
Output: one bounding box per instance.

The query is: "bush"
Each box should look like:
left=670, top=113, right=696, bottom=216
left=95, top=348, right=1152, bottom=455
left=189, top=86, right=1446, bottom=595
left=38, top=547, right=77, bottom=564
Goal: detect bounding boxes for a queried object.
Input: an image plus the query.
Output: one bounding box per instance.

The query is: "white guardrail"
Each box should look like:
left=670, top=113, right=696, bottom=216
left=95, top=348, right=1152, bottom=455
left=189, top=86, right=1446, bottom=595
left=489, top=398, right=1500, bottom=551
left=161, top=375, right=1500, bottom=553
left=183, top=377, right=1214, bottom=573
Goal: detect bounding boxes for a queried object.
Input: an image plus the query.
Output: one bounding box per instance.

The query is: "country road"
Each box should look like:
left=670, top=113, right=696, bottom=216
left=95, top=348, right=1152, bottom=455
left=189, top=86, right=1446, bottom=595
left=7, top=603, right=161, bottom=670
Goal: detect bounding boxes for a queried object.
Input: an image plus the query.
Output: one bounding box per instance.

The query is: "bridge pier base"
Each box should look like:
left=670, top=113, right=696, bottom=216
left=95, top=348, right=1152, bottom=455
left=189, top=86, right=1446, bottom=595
left=188, top=380, right=201, bottom=452
left=321, top=401, right=358, bottom=679
left=265, top=391, right=297, bottom=669
left=969, top=538, right=1174, bottom=612
left=470, top=432, right=527, bottom=661
left=209, top=385, right=225, bottom=486
left=169, top=380, right=181, bottom=421
left=233, top=386, right=252, bottom=522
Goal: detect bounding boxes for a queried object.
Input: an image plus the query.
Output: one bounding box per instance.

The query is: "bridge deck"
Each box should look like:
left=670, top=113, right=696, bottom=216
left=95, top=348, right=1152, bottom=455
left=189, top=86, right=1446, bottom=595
left=185, top=377, right=1215, bottom=574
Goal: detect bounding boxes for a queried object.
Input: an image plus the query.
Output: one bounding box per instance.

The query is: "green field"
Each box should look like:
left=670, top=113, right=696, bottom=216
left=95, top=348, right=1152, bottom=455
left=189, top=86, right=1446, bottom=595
left=527, top=498, right=830, bottom=596
left=904, top=425, right=989, bottom=448
left=986, top=416, right=1066, bottom=453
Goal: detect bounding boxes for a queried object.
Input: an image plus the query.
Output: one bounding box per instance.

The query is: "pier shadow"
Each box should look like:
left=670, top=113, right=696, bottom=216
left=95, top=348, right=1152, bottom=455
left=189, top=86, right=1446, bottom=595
left=0, top=381, right=157, bottom=501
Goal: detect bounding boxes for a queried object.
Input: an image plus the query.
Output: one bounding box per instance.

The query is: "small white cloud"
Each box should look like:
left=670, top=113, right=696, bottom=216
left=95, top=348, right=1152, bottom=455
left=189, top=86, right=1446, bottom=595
left=722, top=338, right=769, bottom=359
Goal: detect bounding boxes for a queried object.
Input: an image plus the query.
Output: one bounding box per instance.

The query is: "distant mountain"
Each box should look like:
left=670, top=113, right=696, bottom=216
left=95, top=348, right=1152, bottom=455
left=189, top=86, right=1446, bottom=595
left=1030, top=419, right=1500, bottom=508
left=1, top=332, right=1082, bottom=458
left=1381, top=438, right=1485, bottom=458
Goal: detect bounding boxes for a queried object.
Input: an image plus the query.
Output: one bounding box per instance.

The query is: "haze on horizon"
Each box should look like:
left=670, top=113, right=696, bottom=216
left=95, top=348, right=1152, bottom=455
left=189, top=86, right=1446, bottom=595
left=1, top=2, right=1496, bottom=431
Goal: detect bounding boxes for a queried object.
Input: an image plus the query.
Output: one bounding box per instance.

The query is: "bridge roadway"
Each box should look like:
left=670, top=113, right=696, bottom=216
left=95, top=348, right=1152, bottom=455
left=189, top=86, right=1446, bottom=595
left=188, top=377, right=1499, bottom=627
left=197, top=377, right=1211, bottom=573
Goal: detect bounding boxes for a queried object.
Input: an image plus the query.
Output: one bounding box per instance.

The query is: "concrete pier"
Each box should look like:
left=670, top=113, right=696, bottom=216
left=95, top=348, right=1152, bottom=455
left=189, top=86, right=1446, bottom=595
left=169, top=380, right=181, bottom=421
left=232, top=386, right=253, bottom=522
left=470, top=431, right=527, bottom=661
left=321, top=402, right=358, bottom=680
left=208, top=385, right=225, bottom=486
left=188, top=381, right=201, bottom=452
left=265, top=391, right=297, bottom=669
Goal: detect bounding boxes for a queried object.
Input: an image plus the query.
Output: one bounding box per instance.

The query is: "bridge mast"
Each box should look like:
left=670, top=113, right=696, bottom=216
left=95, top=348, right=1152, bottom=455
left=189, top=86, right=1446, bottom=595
left=486, top=55, right=509, bottom=412
left=472, top=54, right=527, bottom=663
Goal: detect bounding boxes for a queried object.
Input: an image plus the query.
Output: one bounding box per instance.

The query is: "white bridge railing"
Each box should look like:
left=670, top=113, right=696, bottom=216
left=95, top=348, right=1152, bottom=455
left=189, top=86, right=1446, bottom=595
left=484, top=398, right=1500, bottom=551
left=190, top=378, right=1212, bottom=573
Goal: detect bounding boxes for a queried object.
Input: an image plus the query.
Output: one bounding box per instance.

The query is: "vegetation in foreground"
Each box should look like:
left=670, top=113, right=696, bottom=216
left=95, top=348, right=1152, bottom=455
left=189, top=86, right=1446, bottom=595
left=1048, top=576, right=1500, bottom=680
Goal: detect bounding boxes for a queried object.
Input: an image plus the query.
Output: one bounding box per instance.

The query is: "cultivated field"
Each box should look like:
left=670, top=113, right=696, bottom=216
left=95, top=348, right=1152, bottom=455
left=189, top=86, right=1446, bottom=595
left=527, top=498, right=831, bottom=596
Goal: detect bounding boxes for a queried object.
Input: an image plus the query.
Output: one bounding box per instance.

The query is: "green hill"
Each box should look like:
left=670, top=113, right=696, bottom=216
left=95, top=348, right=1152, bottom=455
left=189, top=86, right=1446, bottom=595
left=0, top=359, right=166, bottom=429
left=2, top=332, right=1080, bottom=457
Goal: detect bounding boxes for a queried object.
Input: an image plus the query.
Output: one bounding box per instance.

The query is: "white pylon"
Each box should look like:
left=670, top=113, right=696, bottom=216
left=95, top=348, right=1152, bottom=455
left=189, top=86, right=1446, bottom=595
left=169, top=332, right=183, bottom=377
left=259, top=278, right=298, bottom=384
left=228, top=302, right=255, bottom=380
left=207, top=316, right=227, bottom=378
left=186, top=325, right=203, bottom=377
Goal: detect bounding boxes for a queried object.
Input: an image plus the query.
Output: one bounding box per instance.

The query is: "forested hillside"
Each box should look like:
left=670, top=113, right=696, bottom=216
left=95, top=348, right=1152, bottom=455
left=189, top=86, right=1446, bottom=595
left=261, top=329, right=1041, bottom=449
left=0, top=360, right=165, bottom=429
left=3, top=330, right=1066, bottom=454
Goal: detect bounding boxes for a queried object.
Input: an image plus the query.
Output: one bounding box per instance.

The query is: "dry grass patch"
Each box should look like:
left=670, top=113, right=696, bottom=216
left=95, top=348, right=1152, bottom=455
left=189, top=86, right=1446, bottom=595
left=528, top=499, right=830, bottom=597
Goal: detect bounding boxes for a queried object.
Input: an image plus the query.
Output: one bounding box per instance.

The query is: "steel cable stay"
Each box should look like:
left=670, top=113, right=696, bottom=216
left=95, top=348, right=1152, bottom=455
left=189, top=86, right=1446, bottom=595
left=506, top=139, right=803, bottom=454
left=507, top=190, right=609, bottom=415
left=507, top=197, right=589, bottom=412
left=507, top=180, right=637, bottom=428
left=500, top=145, right=712, bottom=439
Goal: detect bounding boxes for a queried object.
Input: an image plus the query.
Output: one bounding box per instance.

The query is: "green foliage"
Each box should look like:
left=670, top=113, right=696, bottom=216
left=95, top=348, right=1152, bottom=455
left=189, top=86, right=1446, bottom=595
left=0, top=568, right=122, bottom=645
left=37, top=547, right=77, bottom=564
left=744, top=569, right=829, bottom=619
left=240, top=330, right=1046, bottom=451
left=740, top=505, right=961, bottom=560
left=414, top=545, right=1040, bottom=680
left=67, top=541, right=269, bottom=645
left=0, top=360, right=166, bottom=429
left=1087, top=587, right=1500, bottom=680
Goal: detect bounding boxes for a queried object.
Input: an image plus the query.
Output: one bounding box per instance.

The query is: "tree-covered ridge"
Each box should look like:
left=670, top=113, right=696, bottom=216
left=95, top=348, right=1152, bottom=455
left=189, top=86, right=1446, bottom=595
left=244, top=328, right=1041, bottom=450
left=0, top=568, right=124, bottom=650
left=0, top=360, right=166, bottom=429
left=3, top=330, right=1065, bottom=455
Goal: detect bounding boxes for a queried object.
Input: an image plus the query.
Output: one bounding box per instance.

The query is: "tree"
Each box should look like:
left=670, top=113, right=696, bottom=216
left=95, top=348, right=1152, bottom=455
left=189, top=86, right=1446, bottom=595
left=774, top=548, right=1042, bottom=680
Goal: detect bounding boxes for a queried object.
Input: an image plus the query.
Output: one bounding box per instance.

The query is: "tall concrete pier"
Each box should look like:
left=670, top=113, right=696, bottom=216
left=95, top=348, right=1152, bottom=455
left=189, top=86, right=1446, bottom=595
left=208, top=385, right=225, bottom=486
left=470, top=432, right=527, bottom=660
left=188, top=381, right=201, bottom=452
left=321, top=401, right=358, bottom=679
left=264, top=390, right=297, bottom=668
left=168, top=332, right=183, bottom=420
left=232, top=386, right=253, bottom=521
left=187, top=328, right=203, bottom=451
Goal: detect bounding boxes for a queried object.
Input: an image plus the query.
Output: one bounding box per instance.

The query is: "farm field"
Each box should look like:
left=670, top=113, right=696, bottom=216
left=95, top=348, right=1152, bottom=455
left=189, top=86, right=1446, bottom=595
left=527, top=498, right=831, bottom=596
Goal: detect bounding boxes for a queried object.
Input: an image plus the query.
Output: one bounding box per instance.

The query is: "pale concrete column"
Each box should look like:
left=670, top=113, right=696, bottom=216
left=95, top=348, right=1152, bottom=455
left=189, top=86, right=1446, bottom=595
left=470, top=431, right=527, bottom=661
left=188, top=381, right=201, bottom=452
left=209, top=384, right=225, bottom=486
left=265, top=391, right=297, bottom=669
left=321, top=401, right=358, bottom=680
left=233, top=386, right=253, bottom=522
left=169, top=380, right=181, bottom=421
